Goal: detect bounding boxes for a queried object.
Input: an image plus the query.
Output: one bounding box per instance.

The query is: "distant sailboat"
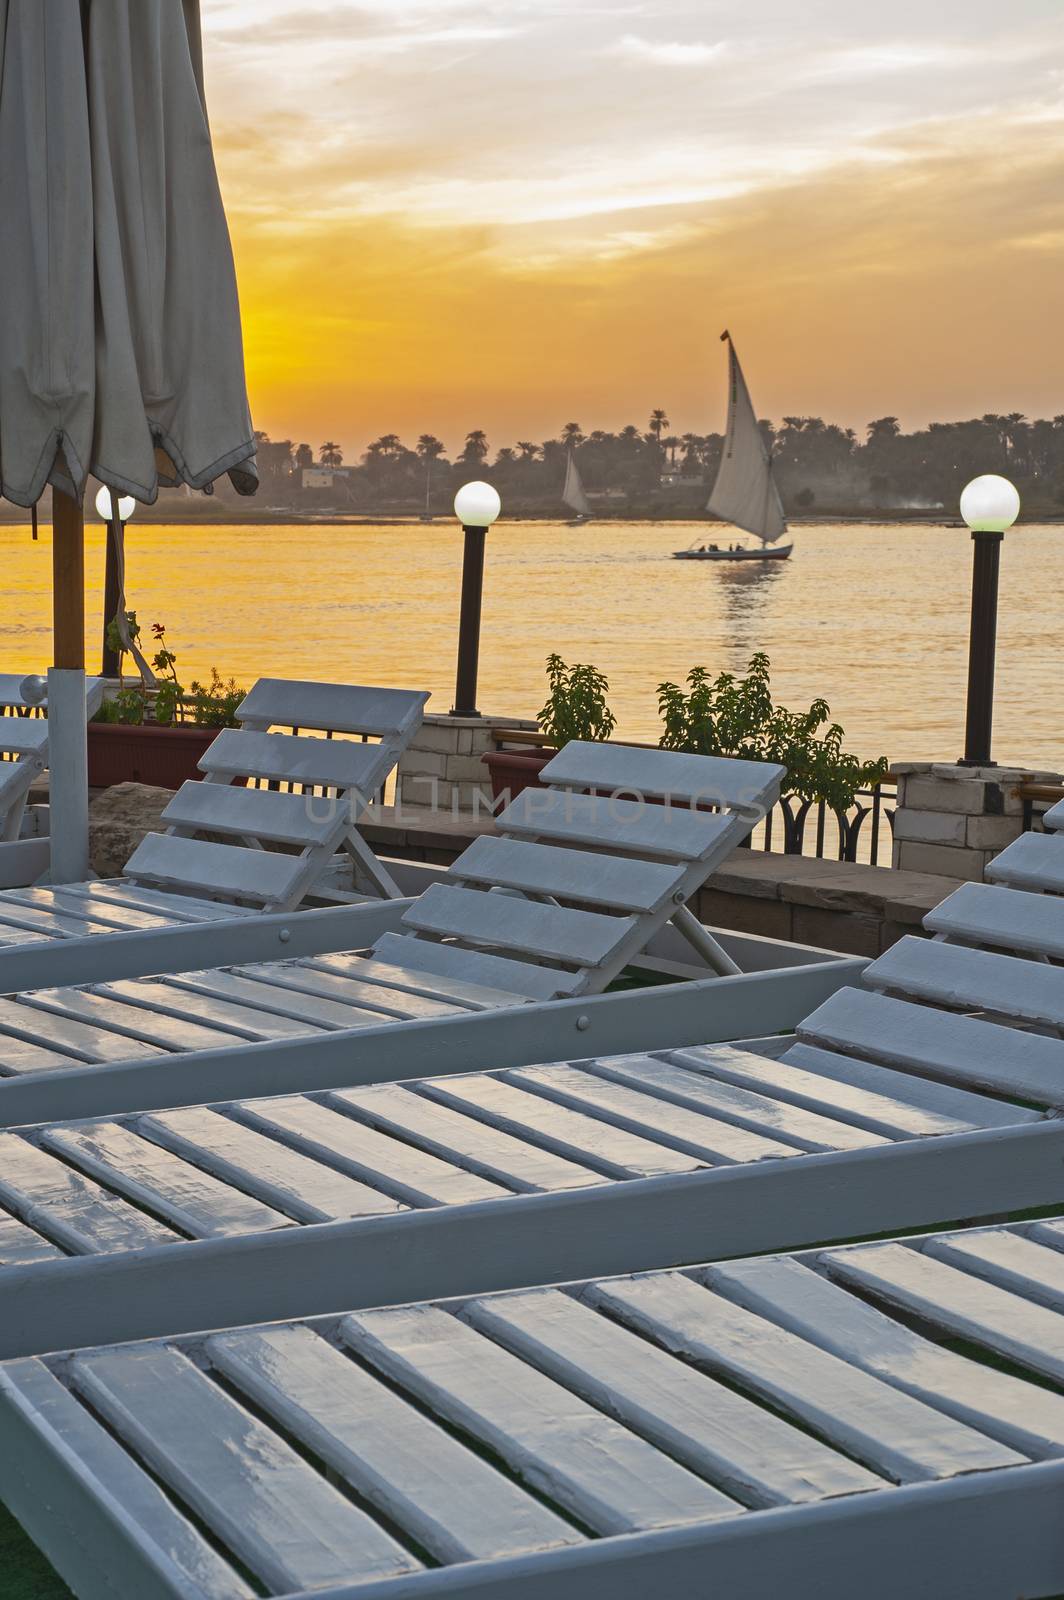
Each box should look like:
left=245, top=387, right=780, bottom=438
left=674, top=332, right=792, bottom=562
left=562, top=447, right=592, bottom=525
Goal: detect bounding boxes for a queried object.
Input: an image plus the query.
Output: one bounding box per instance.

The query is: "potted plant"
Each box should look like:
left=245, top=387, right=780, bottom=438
left=657, top=652, right=888, bottom=849
left=483, top=653, right=617, bottom=803
left=88, top=616, right=247, bottom=789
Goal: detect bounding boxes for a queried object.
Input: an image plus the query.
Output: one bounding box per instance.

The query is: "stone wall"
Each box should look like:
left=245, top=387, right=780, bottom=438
left=396, top=713, right=538, bottom=813
left=891, top=761, right=1061, bottom=882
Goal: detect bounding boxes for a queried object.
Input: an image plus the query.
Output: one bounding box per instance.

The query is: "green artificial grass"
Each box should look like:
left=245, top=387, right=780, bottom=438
left=0, top=1502, right=72, bottom=1600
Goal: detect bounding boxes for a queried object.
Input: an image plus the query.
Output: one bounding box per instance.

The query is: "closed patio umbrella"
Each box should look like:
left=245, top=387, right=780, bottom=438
left=0, top=0, right=256, bottom=881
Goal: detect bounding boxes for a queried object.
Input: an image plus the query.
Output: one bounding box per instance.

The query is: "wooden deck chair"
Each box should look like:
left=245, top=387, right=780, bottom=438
left=0, top=678, right=426, bottom=971
left=0, top=673, right=104, bottom=843
left=3, top=1218, right=1064, bottom=1600
left=0, top=982, right=1060, bottom=1358
left=0, top=743, right=800, bottom=1120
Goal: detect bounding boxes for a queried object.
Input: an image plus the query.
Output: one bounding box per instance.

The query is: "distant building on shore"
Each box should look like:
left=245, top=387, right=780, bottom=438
left=302, top=467, right=351, bottom=490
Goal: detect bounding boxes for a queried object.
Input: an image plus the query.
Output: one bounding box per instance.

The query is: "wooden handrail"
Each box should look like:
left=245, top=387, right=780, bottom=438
left=1018, top=781, right=1064, bottom=803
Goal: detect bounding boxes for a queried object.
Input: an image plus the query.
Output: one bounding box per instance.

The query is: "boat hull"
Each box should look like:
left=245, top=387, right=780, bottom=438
left=673, top=542, right=793, bottom=562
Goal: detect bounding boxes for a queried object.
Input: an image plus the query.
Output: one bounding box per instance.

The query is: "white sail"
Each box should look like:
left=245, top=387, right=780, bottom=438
left=706, top=335, right=787, bottom=544
left=562, top=449, right=591, bottom=517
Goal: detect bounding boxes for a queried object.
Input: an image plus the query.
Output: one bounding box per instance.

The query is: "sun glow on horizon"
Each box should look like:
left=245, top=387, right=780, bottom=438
left=204, top=0, right=1064, bottom=457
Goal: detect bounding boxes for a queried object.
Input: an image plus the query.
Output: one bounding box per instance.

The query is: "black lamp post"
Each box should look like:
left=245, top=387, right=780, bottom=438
left=958, top=474, right=1020, bottom=768
left=95, top=486, right=136, bottom=677
left=451, top=480, right=501, bottom=717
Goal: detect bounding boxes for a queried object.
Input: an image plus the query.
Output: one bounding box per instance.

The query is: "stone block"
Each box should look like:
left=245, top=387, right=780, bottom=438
left=791, top=906, right=882, bottom=958
left=399, top=750, right=448, bottom=779
left=89, top=782, right=172, bottom=878
left=903, top=776, right=993, bottom=816
left=888, top=762, right=933, bottom=777
left=694, top=888, right=793, bottom=942
left=965, top=815, right=1023, bottom=851
left=444, top=754, right=495, bottom=784
left=891, top=809, right=967, bottom=846
left=894, top=840, right=987, bottom=881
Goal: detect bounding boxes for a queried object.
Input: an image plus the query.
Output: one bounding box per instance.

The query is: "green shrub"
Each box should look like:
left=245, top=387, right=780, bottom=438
left=657, top=652, right=887, bottom=813
left=538, top=654, right=617, bottom=747
left=95, top=617, right=246, bottom=729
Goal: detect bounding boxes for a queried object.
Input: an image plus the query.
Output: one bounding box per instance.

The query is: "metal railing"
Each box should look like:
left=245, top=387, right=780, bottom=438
left=1020, top=781, right=1064, bottom=832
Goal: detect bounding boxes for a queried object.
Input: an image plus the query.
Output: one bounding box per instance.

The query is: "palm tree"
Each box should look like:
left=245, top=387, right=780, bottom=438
left=662, top=435, right=681, bottom=466
left=561, top=422, right=584, bottom=448
left=416, top=434, right=446, bottom=461
left=461, top=429, right=488, bottom=462
left=648, top=409, right=670, bottom=447
left=516, top=441, right=540, bottom=461
left=319, top=441, right=343, bottom=466
left=295, top=443, right=314, bottom=470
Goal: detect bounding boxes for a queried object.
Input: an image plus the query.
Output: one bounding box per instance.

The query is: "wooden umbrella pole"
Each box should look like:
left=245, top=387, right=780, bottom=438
left=49, top=487, right=90, bottom=883
left=52, top=489, right=85, bottom=669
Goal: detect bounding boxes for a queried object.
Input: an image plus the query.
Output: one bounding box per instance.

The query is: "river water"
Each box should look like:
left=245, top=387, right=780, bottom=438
left=1, top=519, right=1061, bottom=769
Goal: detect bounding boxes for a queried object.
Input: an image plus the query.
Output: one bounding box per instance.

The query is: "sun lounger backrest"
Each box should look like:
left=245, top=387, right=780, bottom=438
left=378, top=742, right=785, bottom=1000
left=0, top=674, right=103, bottom=841
left=122, top=678, right=428, bottom=910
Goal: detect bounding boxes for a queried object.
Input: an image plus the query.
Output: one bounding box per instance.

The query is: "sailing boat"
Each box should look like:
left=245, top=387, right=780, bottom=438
left=562, top=447, right=592, bottom=525
left=673, top=332, right=792, bottom=562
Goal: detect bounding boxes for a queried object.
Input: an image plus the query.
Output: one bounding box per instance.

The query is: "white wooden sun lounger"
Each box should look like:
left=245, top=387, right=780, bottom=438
left=0, top=674, right=104, bottom=882
left=0, top=678, right=427, bottom=984
left=0, top=742, right=804, bottom=1122
left=0, top=985, right=1060, bottom=1358
left=3, top=1218, right=1064, bottom=1600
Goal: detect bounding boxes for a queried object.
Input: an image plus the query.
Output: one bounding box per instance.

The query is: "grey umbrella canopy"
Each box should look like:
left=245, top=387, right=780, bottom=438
left=0, top=0, right=257, bottom=883
left=0, top=0, right=257, bottom=506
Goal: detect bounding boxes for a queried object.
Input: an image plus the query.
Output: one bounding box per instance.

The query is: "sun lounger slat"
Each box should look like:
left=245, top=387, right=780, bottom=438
left=822, top=1242, right=1064, bottom=1383
left=124, top=833, right=304, bottom=905
left=0, top=1358, right=255, bottom=1597
left=0, top=1135, right=176, bottom=1253
left=166, top=965, right=420, bottom=1028
left=452, top=835, right=686, bottom=912
left=236, top=1095, right=510, bottom=1205
left=161, top=779, right=338, bottom=846
left=41, top=1122, right=293, bottom=1239
left=1044, top=798, right=1064, bottom=831
left=343, top=1302, right=737, bottom=1531
left=199, top=726, right=384, bottom=789
left=0, top=998, right=166, bottom=1064
left=0, top=903, right=115, bottom=937
left=584, top=1271, right=1019, bottom=1483
left=208, top=1323, right=581, bottom=1564
left=403, top=882, right=631, bottom=967
left=465, top=1287, right=880, bottom=1504
left=331, top=1083, right=608, bottom=1192
left=865, top=934, right=1064, bottom=1027
left=925, top=880, right=1064, bottom=959
left=924, top=1227, right=1064, bottom=1308
left=798, top=987, right=1064, bottom=1105
left=0, top=1033, right=85, bottom=1074
left=985, top=830, right=1064, bottom=892
left=510, top=1063, right=799, bottom=1165
left=772, top=1042, right=1036, bottom=1130
left=539, top=743, right=785, bottom=811
left=587, top=1052, right=888, bottom=1151
left=423, top=1073, right=706, bottom=1177
left=139, top=1106, right=406, bottom=1222
left=500, top=788, right=732, bottom=861
left=70, top=1345, right=421, bottom=1589
left=0, top=1210, right=63, bottom=1266
left=231, top=960, right=462, bottom=1019
left=236, top=678, right=427, bottom=738
left=96, top=978, right=323, bottom=1040
left=21, top=986, right=249, bottom=1052
left=73, top=881, right=259, bottom=921
left=0, top=722, right=49, bottom=756
left=0, top=887, right=177, bottom=930
left=359, top=932, right=571, bottom=1001
left=706, top=1254, right=1064, bottom=1459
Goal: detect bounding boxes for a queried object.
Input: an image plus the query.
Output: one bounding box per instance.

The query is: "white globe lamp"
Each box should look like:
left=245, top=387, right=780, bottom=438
left=451, top=483, right=502, bottom=716
left=959, top=474, right=1020, bottom=534
left=958, top=474, right=1019, bottom=766
left=95, top=486, right=136, bottom=522
left=453, top=481, right=501, bottom=529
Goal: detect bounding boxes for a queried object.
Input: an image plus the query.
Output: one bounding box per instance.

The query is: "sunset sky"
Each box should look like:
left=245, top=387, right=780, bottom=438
left=202, top=0, right=1064, bottom=458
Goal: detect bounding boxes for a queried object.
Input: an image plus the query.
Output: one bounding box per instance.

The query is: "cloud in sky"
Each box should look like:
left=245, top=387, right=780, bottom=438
left=202, top=0, right=1064, bottom=451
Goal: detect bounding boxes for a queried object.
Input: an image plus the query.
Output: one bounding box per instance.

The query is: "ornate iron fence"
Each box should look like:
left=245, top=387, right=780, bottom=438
left=746, top=784, right=897, bottom=867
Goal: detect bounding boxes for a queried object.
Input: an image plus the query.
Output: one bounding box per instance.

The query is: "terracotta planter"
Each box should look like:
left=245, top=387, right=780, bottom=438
left=87, top=722, right=220, bottom=790
left=482, top=747, right=556, bottom=804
